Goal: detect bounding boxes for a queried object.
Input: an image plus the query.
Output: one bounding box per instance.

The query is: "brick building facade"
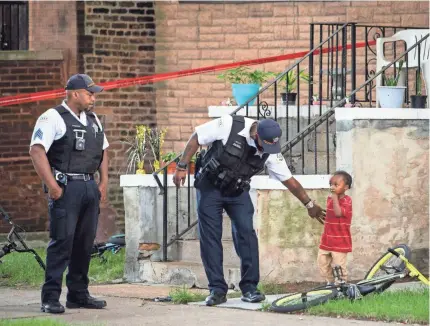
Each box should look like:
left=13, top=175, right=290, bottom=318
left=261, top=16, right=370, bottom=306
left=0, top=0, right=428, bottom=233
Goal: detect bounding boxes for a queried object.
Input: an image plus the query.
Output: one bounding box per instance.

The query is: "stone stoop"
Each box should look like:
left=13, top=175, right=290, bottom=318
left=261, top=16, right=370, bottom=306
left=137, top=260, right=241, bottom=290
left=133, top=215, right=242, bottom=290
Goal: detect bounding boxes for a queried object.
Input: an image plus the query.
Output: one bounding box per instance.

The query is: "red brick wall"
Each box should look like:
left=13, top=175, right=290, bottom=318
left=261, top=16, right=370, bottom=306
left=154, top=1, right=429, bottom=153
left=77, top=1, right=156, bottom=228
left=0, top=1, right=157, bottom=233
left=29, top=1, right=78, bottom=78
left=0, top=60, right=63, bottom=233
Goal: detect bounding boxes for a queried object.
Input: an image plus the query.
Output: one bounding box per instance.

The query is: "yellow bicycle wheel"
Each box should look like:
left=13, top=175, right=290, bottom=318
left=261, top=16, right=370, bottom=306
left=271, top=288, right=338, bottom=313
left=363, top=244, right=411, bottom=293
left=365, top=244, right=411, bottom=279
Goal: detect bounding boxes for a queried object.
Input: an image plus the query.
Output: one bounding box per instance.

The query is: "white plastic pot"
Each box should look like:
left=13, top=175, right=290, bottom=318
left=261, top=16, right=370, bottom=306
left=376, top=86, right=406, bottom=108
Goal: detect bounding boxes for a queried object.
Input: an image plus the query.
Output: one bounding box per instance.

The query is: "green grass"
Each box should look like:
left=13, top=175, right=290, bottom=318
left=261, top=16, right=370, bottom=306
left=307, top=289, right=429, bottom=324
left=0, top=248, right=125, bottom=288
left=169, top=286, right=207, bottom=304
left=257, top=282, right=285, bottom=295
left=0, top=318, right=104, bottom=326
left=260, top=300, right=271, bottom=312
left=0, top=318, right=70, bottom=326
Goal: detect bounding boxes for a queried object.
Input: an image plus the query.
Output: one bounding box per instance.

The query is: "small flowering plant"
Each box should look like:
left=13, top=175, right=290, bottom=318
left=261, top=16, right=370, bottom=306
left=122, top=125, right=167, bottom=174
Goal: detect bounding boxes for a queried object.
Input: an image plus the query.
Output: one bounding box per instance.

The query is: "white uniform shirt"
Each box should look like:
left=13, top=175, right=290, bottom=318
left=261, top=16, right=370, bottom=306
left=30, top=100, right=109, bottom=152
left=195, top=115, right=293, bottom=182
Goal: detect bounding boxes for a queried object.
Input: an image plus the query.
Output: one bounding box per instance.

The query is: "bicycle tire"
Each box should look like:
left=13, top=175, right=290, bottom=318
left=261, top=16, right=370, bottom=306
left=364, top=244, right=411, bottom=293
left=270, top=287, right=338, bottom=313
left=365, top=244, right=411, bottom=278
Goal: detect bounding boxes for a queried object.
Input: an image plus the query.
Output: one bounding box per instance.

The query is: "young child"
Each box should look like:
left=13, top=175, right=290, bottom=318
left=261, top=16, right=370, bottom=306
left=317, top=170, right=353, bottom=284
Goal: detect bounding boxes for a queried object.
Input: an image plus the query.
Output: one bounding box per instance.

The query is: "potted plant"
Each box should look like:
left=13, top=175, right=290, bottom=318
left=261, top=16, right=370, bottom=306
left=312, top=95, right=322, bottom=105
left=217, top=67, right=276, bottom=106
left=410, top=68, right=427, bottom=109
left=121, top=126, right=167, bottom=174
left=344, top=96, right=354, bottom=108
left=146, top=127, right=167, bottom=173
left=161, top=152, right=178, bottom=174
left=376, top=60, right=406, bottom=109
left=279, top=69, right=310, bottom=105
left=122, top=125, right=149, bottom=175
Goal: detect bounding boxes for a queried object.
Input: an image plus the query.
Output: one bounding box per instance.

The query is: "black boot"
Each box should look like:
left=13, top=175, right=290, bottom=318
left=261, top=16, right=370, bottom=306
left=66, top=295, right=107, bottom=309
left=41, top=301, right=65, bottom=314
left=205, top=291, right=227, bottom=306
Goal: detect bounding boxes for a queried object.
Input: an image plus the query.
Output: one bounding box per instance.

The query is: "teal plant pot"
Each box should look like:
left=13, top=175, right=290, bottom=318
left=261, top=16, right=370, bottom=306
left=232, top=83, right=260, bottom=106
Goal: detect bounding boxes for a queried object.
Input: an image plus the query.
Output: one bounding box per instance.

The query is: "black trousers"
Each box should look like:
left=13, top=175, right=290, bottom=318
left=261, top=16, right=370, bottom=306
left=196, top=178, right=259, bottom=295
left=41, top=179, right=100, bottom=303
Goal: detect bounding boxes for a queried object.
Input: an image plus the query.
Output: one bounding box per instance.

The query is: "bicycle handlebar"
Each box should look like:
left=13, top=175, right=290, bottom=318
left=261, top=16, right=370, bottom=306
left=388, top=248, right=400, bottom=257
left=0, top=206, right=11, bottom=223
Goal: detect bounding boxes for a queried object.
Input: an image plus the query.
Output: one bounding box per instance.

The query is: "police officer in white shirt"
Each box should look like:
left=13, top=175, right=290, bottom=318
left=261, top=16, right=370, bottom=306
left=29, top=74, right=108, bottom=313
left=173, top=115, right=325, bottom=306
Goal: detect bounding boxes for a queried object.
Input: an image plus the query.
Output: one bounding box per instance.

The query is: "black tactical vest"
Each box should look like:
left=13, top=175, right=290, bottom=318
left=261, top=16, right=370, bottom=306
left=200, top=116, right=269, bottom=196
left=46, top=105, right=104, bottom=174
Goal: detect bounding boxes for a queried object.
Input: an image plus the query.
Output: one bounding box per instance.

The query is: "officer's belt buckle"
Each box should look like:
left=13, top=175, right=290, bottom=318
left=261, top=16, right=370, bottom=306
left=83, top=174, right=90, bottom=181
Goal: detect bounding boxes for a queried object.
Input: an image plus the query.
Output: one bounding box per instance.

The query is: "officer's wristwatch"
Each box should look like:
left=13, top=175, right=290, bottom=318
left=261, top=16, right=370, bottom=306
left=176, top=162, right=187, bottom=170
left=305, top=200, right=314, bottom=209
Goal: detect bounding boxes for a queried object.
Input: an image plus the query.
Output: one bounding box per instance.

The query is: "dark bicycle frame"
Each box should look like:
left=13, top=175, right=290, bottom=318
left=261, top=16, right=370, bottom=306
left=0, top=206, right=46, bottom=270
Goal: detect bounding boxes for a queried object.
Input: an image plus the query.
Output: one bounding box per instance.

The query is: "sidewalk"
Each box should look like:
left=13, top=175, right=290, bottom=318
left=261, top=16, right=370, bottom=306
left=0, top=283, right=426, bottom=326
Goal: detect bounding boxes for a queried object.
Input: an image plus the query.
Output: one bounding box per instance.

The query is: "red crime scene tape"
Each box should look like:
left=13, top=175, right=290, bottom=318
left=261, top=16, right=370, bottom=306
left=0, top=40, right=375, bottom=107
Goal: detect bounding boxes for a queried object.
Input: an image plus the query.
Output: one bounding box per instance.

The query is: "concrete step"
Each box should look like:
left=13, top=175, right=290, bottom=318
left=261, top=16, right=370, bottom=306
left=176, top=239, right=240, bottom=266
left=137, top=260, right=241, bottom=290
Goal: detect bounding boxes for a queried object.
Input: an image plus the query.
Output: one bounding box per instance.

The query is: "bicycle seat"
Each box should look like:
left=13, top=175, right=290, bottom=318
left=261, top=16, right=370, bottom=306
left=357, top=284, right=376, bottom=296
left=107, top=234, right=125, bottom=246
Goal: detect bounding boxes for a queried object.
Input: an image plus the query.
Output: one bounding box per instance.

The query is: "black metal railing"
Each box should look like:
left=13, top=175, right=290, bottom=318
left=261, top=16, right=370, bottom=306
left=153, top=22, right=429, bottom=261
left=313, top=23, right=429, bottom=107
left=0, top=1, right=28, bottom=51
left=280, top=33, right=429, bottom=162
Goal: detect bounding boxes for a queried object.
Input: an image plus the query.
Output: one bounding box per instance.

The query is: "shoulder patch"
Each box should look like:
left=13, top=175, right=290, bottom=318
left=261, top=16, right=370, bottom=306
left=276, top=153, right=285, bottom=162
left=38, top=114, right=49, bottom=123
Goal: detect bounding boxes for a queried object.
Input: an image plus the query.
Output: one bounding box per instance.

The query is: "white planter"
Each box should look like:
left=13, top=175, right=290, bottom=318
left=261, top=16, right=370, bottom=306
left=376, top=86, right=406, bottom=108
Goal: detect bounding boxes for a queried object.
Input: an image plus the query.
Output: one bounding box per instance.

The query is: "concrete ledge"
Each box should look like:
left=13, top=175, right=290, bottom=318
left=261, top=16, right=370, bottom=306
left=120, top=174, right=330, bottom=189
left=0, top=50, right=64, bottom=61
left=335, top=107, right=430, bottom=120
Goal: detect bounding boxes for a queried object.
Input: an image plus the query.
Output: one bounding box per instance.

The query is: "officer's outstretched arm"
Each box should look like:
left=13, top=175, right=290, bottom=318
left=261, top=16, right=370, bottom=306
left=173, top=132, right=200, bottom=188
left=282, top=177, right=311, bottom=205
left=282, top=177, right=325, bottom=223
left=179, top=132, right=200, bottom=165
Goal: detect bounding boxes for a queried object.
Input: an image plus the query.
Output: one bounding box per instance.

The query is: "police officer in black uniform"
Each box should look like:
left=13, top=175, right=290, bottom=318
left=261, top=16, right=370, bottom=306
left=173, top=115, right=325, bottom=306
left=29, top=74, right=109, bottom=313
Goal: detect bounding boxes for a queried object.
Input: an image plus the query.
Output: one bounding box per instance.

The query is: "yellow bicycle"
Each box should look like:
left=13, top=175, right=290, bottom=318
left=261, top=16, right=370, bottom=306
left=271, top=244, right=429, bottom=313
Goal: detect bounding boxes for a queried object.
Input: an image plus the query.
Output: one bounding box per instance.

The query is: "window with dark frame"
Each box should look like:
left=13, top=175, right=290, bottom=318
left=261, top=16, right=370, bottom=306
left=0, top=1, right=28, bottom=51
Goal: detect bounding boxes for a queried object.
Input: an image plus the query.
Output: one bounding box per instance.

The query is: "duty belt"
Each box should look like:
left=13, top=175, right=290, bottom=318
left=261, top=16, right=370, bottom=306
left=54, top=169, right=94, bottom=185
left=66, top=174, right=94, bottom=181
